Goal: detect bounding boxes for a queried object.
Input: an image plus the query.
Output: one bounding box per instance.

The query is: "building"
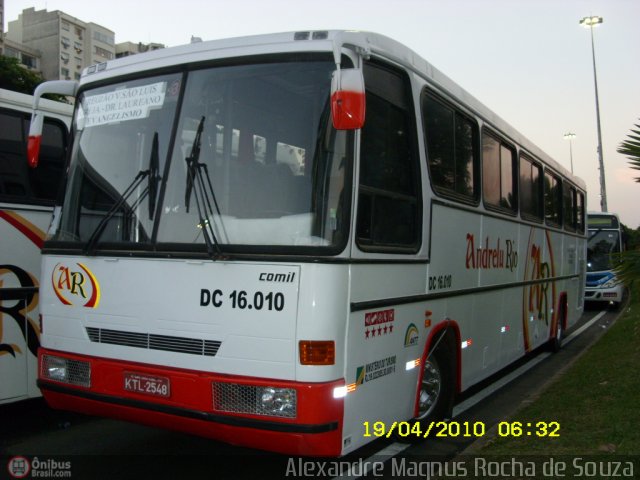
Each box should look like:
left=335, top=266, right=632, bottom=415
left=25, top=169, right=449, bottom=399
left=6, top=8, right=115, bottom=81
left=1, top=0, right=5, bottom=54
left=116, top=41, right=164, bottom=58
left=2, top=38, right=40, bottom=71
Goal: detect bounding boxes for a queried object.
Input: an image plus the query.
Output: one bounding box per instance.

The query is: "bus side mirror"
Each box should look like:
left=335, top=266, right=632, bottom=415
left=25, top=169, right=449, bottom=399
left=331, top=68, right=365, bottom=130
left=27, top=113, right=44, bottom=168
left=28, top=80, right=78, bottom=168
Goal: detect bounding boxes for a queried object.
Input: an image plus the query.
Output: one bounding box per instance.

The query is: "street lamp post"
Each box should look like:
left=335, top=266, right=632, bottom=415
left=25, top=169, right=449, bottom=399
left=579, top=15, right=607, bottom=212
left=563, top=132, right=576, bottom=174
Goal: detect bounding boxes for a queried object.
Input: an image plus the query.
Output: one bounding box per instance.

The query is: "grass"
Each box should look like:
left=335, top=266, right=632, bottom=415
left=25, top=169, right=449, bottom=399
left=477, top=287, right=640, bottom=456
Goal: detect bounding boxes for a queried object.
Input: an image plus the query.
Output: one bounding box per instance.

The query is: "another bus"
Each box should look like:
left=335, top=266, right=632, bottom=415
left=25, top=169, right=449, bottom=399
left=585, top=212, right=624, bottom=308
left=0, top=88, right=72, bottom=404
left=29, top=31, right=586, bottom=456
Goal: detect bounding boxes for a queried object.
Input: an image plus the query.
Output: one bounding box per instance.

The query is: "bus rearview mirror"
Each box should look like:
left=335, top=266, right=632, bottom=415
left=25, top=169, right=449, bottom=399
left=331, top=68, right=365, bottom=130
left=28, top=80, right=78, bottom=168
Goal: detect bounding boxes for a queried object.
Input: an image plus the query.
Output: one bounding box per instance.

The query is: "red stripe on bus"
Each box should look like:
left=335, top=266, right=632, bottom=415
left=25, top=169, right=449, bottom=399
left=0, top=210, right=45, bottom=248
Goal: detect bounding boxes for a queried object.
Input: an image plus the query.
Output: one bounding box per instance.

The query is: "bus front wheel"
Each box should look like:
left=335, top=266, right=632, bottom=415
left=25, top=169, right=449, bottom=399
left=408, top=344, right=455, bottom=439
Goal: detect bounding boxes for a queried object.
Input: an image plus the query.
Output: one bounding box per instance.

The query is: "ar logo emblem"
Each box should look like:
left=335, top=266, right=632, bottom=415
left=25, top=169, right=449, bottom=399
left=52, top=263, right=101, bottom=308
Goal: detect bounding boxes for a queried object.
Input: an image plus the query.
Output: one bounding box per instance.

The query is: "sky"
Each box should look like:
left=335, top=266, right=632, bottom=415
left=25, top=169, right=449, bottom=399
left=5, top=0, right=640, bottom=228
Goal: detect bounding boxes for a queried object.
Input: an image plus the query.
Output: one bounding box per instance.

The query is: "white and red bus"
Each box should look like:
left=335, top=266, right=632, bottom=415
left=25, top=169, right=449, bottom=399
left=29, top=31, right=586, bottom=455
left=0, top=88, right=72, bottom=404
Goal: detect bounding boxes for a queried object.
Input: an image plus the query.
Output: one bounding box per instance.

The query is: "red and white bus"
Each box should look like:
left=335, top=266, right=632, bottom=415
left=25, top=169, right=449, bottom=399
left=0, top=88, right=71, bottom=404
left=29, top=31, right=586, bottom=455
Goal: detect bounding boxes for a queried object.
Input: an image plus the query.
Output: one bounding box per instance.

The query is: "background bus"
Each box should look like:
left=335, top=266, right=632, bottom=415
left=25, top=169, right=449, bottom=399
left=0, top=88, right=72, bottom=404
left=30, top=31, right=586, bottom=456
left=585, top=212, right=625, bottom=308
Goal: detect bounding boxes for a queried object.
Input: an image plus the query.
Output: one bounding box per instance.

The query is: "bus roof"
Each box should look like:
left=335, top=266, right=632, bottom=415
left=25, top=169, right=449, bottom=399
left=78, top=30, right=584, bottom=190
left=0, top=87, right=73, bottom=120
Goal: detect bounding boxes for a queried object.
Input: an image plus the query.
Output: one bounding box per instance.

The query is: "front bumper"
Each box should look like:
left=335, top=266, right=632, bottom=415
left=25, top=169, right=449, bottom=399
left=38, top=348, right=344, bottom=456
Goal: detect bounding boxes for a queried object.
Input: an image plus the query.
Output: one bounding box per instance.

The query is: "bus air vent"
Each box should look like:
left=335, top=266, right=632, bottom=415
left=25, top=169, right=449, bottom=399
left=86, top=327, right=221, bottom=357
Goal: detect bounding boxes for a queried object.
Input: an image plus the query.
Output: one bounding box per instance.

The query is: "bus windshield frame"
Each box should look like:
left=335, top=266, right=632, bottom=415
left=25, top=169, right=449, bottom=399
left=587, top=228, right=621, bottom=272
left=51, top=54, right=353, bottom=257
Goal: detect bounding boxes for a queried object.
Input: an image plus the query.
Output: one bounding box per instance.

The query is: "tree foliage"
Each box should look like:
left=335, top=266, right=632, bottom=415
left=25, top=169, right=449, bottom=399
left=614, top=120, right=640, bottom=287
left=617, top=119, right=640, bottom=183
left=0, top=56, right=45, bottom=95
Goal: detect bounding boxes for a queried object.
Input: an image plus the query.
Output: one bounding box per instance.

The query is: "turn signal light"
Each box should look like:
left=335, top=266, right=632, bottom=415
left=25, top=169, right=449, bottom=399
left=299, top=340, right=335, bottom=365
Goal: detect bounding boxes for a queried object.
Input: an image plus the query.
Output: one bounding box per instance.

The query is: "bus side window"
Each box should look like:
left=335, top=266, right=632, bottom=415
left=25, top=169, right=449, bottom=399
left=356, top=61, right=421, bottom=251
left=576, top=191, right=585, bottom=233
left=29, top=119, right=68, bottom=202
left=544, top=171, right=562, bottom=227
left=519, top=154, right=543, bottom=222
left=482, top=131, right=516, bottom=213
left=0, top=110, right=31, bottom=199
left=563, top=183, right=578, bottom=232
left=0, top=110, right=66, bottom=204
left=422, top=91, right=478, bottom=202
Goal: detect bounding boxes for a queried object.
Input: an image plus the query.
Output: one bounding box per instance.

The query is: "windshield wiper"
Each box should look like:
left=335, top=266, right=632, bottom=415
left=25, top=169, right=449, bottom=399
left=148, top=132, right=160, bottom=221
left=85, top=132, right=160, bottom=255
left=85, top=169, right=149, bottom=255
left=184, top=116, right=226, bottom=259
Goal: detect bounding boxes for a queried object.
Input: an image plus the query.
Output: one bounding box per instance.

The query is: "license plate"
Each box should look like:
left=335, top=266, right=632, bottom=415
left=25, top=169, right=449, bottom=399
left=123, top=371, right=170, bottom=398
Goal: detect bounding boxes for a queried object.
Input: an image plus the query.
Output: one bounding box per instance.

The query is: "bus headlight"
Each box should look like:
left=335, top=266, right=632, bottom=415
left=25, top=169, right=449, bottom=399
left=260, top=387, right=296, bottom=416
left=213, top=382, right=297, bottom=418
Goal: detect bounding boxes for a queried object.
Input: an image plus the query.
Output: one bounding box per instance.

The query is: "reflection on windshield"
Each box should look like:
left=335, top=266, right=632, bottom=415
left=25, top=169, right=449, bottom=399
left=57, top=74, right=181, bottom=244
left=54, top=57, right=351, bottom=255
left=587, top=230, right=621, bottom=272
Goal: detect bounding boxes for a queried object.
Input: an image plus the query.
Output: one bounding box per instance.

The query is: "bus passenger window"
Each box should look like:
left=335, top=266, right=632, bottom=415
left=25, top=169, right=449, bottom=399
left=422, top=92, right=478, bottom=201
left=0, top=111, right=28, bottom=198
left=29, top=120, right=67, bottom=201
left=482, top=132, right=516, bottom=213
left=0, top=111, right=67, bottom=204
left=519, top=154, right=543, bottom=221
left=563, top=184, right=577, bottom=232
left=576, top=191, right=585, bottom=233
left=544, top=171, right=562, bottom=227
left=357, top=62, right=420, bottom=251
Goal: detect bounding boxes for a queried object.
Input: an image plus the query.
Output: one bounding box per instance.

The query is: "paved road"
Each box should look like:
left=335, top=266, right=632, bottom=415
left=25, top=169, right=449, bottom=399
left=0, top=304, right=623, bottom=479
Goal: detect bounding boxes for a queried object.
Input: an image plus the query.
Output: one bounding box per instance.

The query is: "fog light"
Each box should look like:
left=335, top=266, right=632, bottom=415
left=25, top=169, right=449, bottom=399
left=260, top=387, right=296, bottom=416
left=41, top=354, right=91, bottom=387
left=45, top=355, right=67, bottom=382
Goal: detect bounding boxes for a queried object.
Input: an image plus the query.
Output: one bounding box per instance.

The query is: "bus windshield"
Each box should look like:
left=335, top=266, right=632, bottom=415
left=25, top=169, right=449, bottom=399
left=55, top=58, right=351, bottom=255
left=587, top=229, right=621, bottom=272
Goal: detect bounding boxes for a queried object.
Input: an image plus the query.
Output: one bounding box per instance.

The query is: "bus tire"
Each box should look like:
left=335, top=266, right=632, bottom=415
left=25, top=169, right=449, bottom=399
left=399, top=342, right=454, bottom=442
left=549, top=319, right=563, bottom=352
left=549, top=301, right=566, bottom=353
left=548, top=296, right=569, bottom=353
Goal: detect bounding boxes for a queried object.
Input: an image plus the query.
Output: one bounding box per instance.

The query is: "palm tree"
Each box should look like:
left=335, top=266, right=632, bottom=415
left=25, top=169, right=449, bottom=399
left=617, top=120, right=640, bottom=182
left=615, top=119, right=640, bottom=286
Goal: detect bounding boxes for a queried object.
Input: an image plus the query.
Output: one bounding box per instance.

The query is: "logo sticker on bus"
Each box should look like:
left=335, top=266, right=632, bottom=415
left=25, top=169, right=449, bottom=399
left=364, top=309, right=394, bottom=339
left=0, top=265, right=40, bottom=358
left=404, top=323, right=419, bottom=347
left=52, top=263, right=101, bottom=308
left=465, top=234, right=518, bottom=272
left=355, top=356, right=397, bottom=386
left=521, top=230, right=557, bottom=352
